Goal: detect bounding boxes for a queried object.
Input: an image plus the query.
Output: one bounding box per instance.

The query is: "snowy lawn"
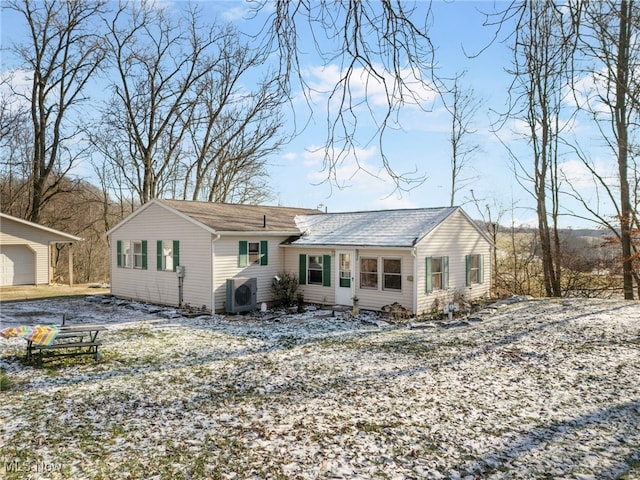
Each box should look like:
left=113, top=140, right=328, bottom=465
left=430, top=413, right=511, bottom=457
left=1, top=297, right=639, bottom=479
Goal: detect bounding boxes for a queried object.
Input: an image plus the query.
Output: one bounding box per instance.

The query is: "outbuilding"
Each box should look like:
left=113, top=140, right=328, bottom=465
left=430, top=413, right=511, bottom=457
left=107, top=199, right=493, bottom=315
left=0, top=213, right=83, bottom=286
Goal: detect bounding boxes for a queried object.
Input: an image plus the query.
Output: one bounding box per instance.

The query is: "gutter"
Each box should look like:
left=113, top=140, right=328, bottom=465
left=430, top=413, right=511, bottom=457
left=210, top=233, right=221, bottom=312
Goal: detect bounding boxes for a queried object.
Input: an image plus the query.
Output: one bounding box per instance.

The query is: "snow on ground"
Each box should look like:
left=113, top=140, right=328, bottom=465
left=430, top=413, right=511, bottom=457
left=1, top=296, right=639, bottom=479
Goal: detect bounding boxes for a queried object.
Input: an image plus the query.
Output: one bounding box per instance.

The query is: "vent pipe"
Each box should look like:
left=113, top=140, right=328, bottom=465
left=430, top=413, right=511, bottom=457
left=263, top=215, right=266, bottom=228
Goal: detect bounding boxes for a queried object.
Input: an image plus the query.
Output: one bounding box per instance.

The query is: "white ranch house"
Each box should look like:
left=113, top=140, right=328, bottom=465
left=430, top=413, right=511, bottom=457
left=107, top=199, right=492, bottom=315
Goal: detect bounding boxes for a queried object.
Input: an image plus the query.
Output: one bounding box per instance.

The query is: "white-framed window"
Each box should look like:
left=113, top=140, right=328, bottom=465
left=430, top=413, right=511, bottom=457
left=133, top=241, right=143, bottom=269
left=156, top=240, right=179, bottom=272
left=248, top=242, right=260, bottom=264
left=308, top=255, right=324, bottom=285
left=360, top=257, right=378, bottom=289
left=431, top=257, right=443, bottom=290
left=162, top=241, right=174, bottom=271
left=426, top=256, right=449, bottom=293
left=298, top=254, right=330, bottom=287
left=238, top=240, right=268, bottom=267
left=383, top=258, right=402, bottom=291
left=466, top=254, right=483, bottom=286
left=121, top=240, right=131, bottom=268
left=117, top=240, right=147, bottom=269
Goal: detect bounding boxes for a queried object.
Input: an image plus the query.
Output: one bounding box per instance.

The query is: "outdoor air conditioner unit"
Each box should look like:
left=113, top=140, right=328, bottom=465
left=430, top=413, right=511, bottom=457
left=225, top=277, right=257, bottom=313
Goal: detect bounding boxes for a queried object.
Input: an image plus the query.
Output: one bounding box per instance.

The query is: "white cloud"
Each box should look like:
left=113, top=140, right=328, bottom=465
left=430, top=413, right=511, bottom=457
left=282, top=151, right=298, bottom=162
left=303, top=63, right=438, bottom=112
left=0, top=68, right=32, bottom=111
left=560, top=157, right=617, bottom=190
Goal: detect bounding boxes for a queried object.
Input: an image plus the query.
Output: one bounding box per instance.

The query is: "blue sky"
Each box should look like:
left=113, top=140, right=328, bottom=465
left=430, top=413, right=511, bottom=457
left=1, top=1, right=616, bottom=228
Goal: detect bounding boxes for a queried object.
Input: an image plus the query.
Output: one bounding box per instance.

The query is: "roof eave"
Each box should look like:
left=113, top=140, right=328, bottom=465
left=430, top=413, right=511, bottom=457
left=217, top=230, right=303, bottom=237
left=0, top=213, right=83, bottom=241
left=283, top=243, right=415, bottom=249
left=106, top=199, right=218, bottom=236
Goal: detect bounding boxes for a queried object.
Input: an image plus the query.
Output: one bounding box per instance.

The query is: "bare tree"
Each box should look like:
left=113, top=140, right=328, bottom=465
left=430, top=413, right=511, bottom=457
left=253, top=1, right=437, bottom=191
left=444, top=73, right=482, bottom=207
left=179, top=41, right=287, bottom=203
left=5, top=0, right=107, bottom=223
left=500, top=1, right=578, bottom=297
left=95, top=1, right=285, bottom=206
left=0, top=86, right=32, bottom=217
left=572, top=0, right=640, bottom=299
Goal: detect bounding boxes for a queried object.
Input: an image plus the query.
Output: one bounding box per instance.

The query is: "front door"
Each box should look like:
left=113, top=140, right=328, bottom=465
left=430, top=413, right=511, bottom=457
left=335, top=251, right=354, bottom=305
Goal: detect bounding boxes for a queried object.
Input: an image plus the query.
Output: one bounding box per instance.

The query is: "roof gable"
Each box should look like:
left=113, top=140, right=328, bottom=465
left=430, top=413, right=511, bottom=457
left=0, top=213, right=82, bottom=242
left=292, top=207, right=459, bottom=247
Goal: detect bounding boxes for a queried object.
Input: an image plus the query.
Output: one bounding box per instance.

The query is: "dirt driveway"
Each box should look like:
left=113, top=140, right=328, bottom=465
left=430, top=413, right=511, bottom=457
left=0, top=284, right=110, bottom=302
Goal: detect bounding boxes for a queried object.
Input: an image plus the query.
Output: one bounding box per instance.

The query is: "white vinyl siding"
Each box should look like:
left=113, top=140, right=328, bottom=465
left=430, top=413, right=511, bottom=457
left=0, top=217, right=74, bottom=285
left=284, top=247, right=412, bottom=311
left=282, top=248, right=335, bottom=306
left=110, top=203, right=211, bottom=309
left=212, top=236, right=285, bottom=312
left=415, top=209, right=491, bottom=315
left=352, top=249, right=413, bottom=312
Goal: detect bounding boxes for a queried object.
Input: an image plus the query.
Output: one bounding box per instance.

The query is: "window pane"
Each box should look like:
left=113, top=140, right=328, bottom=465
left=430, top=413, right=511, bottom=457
left=308, top=255, right=323, bottom=285
left=249, top=242, right=260, bottom=263
left=384, top=274, right=402, bottom=290
left=382, top=258, right=401, bottom=290
left=383, top=259, right=401, bottom=274
left=340, top=254, right=351, bottom=270
left=432, top=257, right=442, bottom=273
left=163, top=241, right=173, bottom=271
left=309, top=256, right=323, bottom=269
left=123, top=241, right=131, bottom=267
left=361, top=258, right=377, bottom=273
left=432, top=257, right=442, bottom=290
left=309, top=270, right=323, bottom=284
left=132, top=241, right=142, bottom=268
left=469, top=254, right=480, bottom=284
left=360, top=257, right=378, bottom=289
left=361, top=273, right=378, bottom=288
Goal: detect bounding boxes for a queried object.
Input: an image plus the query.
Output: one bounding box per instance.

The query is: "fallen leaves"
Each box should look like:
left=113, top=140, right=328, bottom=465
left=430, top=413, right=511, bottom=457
left=0, top=297, right=639, bottom=479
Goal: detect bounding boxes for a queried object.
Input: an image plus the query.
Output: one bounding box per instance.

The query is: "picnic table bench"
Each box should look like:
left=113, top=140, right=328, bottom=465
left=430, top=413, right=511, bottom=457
left=26, top=324, right=107, bottom=364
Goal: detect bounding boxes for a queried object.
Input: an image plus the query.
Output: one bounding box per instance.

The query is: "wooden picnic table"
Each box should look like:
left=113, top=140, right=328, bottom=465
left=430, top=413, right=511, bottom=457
left=26, top=324, right=107, bottom=364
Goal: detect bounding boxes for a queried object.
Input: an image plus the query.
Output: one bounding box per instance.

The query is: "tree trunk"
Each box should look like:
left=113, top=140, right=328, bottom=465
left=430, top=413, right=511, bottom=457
left=616, top=0, right=634, bottom=299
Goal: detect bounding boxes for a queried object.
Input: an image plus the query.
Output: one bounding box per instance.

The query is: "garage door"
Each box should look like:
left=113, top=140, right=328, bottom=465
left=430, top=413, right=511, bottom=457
left=0, top=245, right=36, bottom=286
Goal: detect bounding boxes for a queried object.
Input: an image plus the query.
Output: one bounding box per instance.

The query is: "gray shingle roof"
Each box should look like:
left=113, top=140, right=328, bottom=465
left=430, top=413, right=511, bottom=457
left=292, top=207, right=458, bottom=247
left=160, top=199, right=321, bottom=233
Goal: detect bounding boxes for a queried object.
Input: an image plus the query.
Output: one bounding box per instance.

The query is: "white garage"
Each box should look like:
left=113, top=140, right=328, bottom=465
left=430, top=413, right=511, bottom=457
left=0, top=213, right=82, bottom=286
left=0, top=244, right=36, bottom=286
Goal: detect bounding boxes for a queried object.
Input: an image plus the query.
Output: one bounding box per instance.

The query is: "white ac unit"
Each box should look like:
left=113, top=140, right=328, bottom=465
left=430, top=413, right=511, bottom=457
left=225, top=277, right=257, bottom=313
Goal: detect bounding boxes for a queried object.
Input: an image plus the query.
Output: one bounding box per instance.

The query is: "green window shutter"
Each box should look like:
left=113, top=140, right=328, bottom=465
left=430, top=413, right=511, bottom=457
left=322, top=254, right=331, bottom=287
left=173, top=240, right=180, bottom=272
left=299, top=254, right=307, bottom=285
left=260, top=240, right=268, bottom=266
left=117, top=240, right=122, bottom=268
left=443, top=256, right=450, bottom=289
left=465, top=255, right=471, bottom=287
left=238, top=241, right=248, bottom=267
left=157, top=241, right=163, bottom=270
left=141, top=240, right=148, bottom=270
left=479, top=254, right=484, bottom=284
left=425, top=257, right=432, bottom=293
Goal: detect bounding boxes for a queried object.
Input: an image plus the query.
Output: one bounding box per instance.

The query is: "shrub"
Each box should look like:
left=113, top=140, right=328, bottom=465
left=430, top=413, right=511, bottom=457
left=271, top=272, right=299, bottom=307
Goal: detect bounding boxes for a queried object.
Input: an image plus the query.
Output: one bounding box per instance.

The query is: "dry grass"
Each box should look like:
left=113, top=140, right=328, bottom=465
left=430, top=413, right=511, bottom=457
left=0, top=284, right=110, bottom=302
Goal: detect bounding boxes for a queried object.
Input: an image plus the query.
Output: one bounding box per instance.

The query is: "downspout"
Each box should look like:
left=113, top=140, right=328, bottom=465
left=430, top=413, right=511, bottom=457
left=211, top=233, right=221, bottom=312
left=412, top=245, right=418, bottom=316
